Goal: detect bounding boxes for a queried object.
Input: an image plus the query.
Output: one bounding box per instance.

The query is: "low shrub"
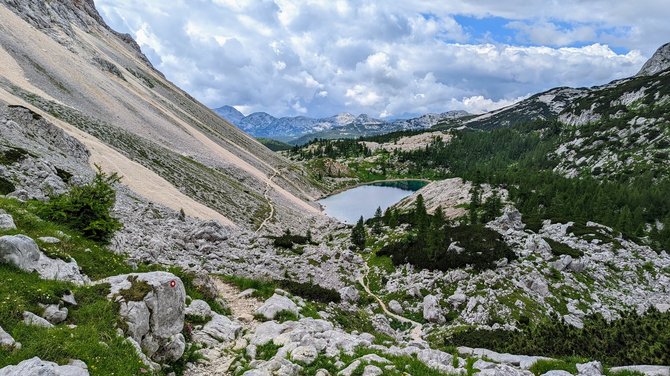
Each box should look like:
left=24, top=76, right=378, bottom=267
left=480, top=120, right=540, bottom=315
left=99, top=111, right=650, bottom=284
left=37, top=167, right=122, bottom=243
left=544, top=238, right=584, bottom=258
left=445, top=310, right=670, bottom=366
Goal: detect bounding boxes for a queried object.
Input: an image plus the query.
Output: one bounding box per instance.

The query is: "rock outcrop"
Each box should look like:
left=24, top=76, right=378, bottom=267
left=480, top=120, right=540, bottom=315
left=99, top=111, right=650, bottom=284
left=0, top=235, right=89, bottom=284
left=637, top=43, right=670, bottom=76
left=102, top=272, right=186, bottom=362
left=0, top=356, right=88, bottom=376
left=255, top=294, right=299, bottom=320
left=0, top=325, right=20, bottom=350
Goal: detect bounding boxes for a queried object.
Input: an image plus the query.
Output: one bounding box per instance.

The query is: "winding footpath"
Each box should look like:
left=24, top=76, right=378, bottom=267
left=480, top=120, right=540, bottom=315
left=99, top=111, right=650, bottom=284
left=356, top=261, right=424, bottom=342
left=254, top=170, right=279, bottom=235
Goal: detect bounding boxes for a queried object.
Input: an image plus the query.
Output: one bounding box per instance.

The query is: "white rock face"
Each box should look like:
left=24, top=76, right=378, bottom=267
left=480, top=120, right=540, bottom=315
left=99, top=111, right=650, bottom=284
left=0, top=235, right=89, bottom=285
left=0, top=214, right=16, bottom=230
left=576, top=361, right=603, bottom=376
left=608, top=366, right=670, bottom=376
left=255, top=294, right=299, bottom=320
left=192, top=313, right=242, bottom=347
left=541, top=371, right=573, bottom=376
left=422, top=295, right=444, bottom=323
left=0, top=326, right=20, bottom=350
left=637, top=43, right=670, bottom=76
left=185, top=299, right=213, bottom=319
left=388, top=300, right=403, bottom=314
left=42, top=304, right=68, bottom=324
left=0, top=357, right=88, bottom=376
left=102, top=272, right=186, bottom=362
left=361, top=365, right=383, bottom=376
left=291, top=345, right=318, bottom=364
left=23, top=311, right=53, bottom=328
left=339, top=286, right=359, bottom=303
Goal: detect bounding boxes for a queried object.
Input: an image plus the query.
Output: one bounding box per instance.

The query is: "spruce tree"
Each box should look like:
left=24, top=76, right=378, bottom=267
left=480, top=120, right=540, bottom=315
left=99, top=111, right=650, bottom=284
left=414, top=194, right=428, bottom=229
left=372, top=207, right=383, bottom=235
left=469, top=184, right=482, bottom=224
left=351, top=216, right=367, bottom=250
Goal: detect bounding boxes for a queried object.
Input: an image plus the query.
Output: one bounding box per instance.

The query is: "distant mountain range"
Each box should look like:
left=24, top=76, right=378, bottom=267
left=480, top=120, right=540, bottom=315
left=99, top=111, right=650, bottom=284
left=213, top=105, right=470, bottom=144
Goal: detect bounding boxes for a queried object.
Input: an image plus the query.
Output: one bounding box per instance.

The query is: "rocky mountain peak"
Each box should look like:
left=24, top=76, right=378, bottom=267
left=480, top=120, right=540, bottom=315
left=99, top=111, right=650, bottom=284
left=637, top=42, right=670, bottom=76
left=1, top=0, right=152, bottom=67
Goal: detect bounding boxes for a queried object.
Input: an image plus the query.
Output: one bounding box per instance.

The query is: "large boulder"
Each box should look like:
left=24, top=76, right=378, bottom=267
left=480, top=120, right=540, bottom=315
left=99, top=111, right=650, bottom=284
left=42, top=304, right=68, bottom=324
left=0, top=235, right=89, bottom=284
left=388, top=300, right=403, bottom=314
left=446, top=292, right=467, bottom=309
left=576, top=361, right=603, bottom=376
left=192, top=313, right=242, bottom=347
left=185, top=299, right=213, bottom=320
left=608, top=366, right=669, bottom=376
left=23, top=311, right=53, bottom=328
left=490, top=207, right=525, bottom=232
left=255, top=294, right=299, bottom=320
left=0, top=213, right=16, bottom=230
left=188, top=220, right=229, bottom=242
left=422, top=295, right=445, bottom=323
left=477, top=364, right=533, bottom=376
left=102, top=272, right=186, bottom=362
left=339, top=286, right=360, bottom=303
left=0, top=357, right=88, bottom=376
left=0, top=326, right=20, bottom=350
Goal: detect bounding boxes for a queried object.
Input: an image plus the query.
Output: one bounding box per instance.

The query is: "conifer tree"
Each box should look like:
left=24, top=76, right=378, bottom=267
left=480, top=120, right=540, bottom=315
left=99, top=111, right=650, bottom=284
left=351, top=216, right=367, bottom=250
left=372, top=207, right=383, bottom=234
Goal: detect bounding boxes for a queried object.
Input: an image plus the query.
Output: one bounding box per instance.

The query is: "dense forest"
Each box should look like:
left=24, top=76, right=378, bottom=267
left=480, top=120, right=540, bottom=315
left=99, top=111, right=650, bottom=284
left=446, top=308, right=670, bottom=366
left=372, top=193, right=515, bottom=271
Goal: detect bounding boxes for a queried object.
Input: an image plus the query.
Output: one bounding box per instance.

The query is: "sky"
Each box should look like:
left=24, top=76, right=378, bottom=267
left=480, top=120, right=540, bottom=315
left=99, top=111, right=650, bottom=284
left=96, top=1, right=669, bottom=119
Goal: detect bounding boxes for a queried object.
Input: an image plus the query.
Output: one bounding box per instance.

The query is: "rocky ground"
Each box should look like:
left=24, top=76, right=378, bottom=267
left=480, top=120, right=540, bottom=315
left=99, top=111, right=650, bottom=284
left=2, top=99, right=670, bottom=375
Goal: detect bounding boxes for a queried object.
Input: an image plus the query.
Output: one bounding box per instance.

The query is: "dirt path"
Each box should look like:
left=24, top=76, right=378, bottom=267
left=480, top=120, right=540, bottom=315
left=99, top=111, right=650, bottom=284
left=185, top=279, right=263, bottom=376
left=356, top=262, right=424, bottom=342
left=214, top=278, right=263, bottom=329
left=254, top=170, right=279, bottom=235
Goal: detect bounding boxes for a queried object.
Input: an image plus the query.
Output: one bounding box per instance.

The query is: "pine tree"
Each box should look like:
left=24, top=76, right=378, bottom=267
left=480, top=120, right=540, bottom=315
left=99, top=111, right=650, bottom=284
left=481, top=191, right=503, bottom=223
left=351, top=216, right=367, bottom=250
left=414, top=194, right=428, bottom=229
left=388, top=209, right=399, bottom=228
left=469, top=184, right=482, bottom=224
left=427, top=206, right=447, bottom=260
left=372, top=207, right=383, bottom=234
left=306, top=229, right=312, bottom=242
left=382, top=207, right=392, bottom=225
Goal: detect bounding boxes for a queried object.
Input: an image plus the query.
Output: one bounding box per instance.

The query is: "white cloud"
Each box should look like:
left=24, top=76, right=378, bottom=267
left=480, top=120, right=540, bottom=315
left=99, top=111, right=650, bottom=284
left=459, top=95, right=529, bottom=114
left=95, top=0, right=663, bottom=118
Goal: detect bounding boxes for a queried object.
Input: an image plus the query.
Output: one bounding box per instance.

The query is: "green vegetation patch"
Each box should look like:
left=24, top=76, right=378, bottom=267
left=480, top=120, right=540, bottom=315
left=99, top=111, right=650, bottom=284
left=0, top=176, right=15, bottom=195
left=0, top=269, right=145, bottom=375
left=36, top=167, right=122, bottom=243
left=117, top=276, right=152, bottom=301
left=544, top=238, right=584, bottom=258
left=0, top=147, right=30, bottom=165
left=221, top=275, right=340, bottom=304
left=444, top=310, right=670, bottom=366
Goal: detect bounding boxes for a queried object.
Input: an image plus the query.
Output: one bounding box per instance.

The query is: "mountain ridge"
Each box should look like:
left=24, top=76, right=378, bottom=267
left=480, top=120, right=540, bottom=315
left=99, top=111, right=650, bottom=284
left=0, top=0, right=322, bottom=230
left=213, top=105, right=470, bottom=143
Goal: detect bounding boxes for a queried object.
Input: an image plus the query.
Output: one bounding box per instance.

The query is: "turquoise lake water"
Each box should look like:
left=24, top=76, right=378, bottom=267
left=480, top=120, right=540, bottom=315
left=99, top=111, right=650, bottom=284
left=318, top=180, right=428, bottom=224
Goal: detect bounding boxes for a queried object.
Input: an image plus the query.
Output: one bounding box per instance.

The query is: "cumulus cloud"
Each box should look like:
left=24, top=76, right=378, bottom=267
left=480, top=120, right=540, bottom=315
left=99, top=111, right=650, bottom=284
left=95, top=0, right=663, bottom=118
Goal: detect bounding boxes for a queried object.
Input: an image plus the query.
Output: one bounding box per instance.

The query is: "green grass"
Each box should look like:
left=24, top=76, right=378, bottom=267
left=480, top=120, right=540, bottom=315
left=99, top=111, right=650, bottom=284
left=0, top=196, right=215, bottom=375
left=529, top=358, right=584, bottom=375
left=220, top=275, right=277, bottom=300
left=256, top=342, right=282, bottom=361
left=0, top=274, right=146, bottom=375
left=544, top=238, right=585, bottom=258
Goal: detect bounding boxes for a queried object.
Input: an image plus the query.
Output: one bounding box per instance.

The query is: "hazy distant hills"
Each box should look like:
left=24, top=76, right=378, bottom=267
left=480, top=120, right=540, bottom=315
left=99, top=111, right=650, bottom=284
left=213, top=105, right=470, bottom=144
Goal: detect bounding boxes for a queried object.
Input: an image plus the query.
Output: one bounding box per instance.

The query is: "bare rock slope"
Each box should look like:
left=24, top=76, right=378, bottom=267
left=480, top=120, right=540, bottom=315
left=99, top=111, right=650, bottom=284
left=0, top=0, right=321, bottom=231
